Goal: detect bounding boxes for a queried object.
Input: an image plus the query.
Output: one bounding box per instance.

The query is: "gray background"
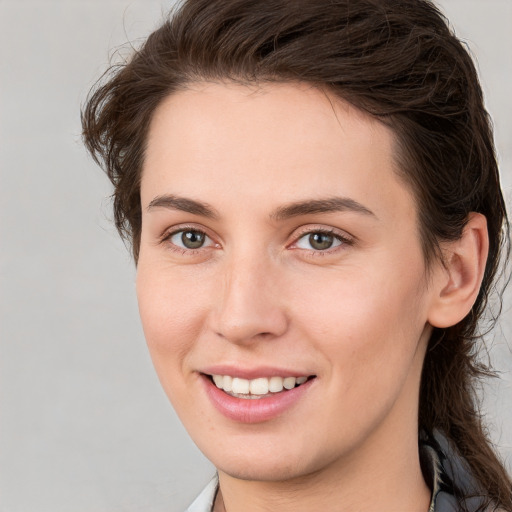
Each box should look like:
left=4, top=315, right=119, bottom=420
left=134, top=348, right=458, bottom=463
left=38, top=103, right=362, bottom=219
left=0, top=1, right=510, bottom=511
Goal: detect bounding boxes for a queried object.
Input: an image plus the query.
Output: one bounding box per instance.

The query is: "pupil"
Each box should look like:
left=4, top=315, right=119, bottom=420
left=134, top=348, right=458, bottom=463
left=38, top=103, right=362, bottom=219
left=309, top=232, right=333, bottom=250
left=182, top=231, right=205, bottom=249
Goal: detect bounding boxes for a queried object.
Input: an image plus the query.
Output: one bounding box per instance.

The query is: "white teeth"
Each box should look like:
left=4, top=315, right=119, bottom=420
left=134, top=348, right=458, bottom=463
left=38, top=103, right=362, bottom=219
left=283, top=377, right=296, bottom=390
left=212, top=375, right=223, bottom=388
left=231, top=377, right=250, bottom=394
left=223, top=375, right=233, bottom=392
left=268, top=376, right=284, bottom=393
left=249, top=378, right=269, bottom=395
left=211, top=374, right=309, bottom=396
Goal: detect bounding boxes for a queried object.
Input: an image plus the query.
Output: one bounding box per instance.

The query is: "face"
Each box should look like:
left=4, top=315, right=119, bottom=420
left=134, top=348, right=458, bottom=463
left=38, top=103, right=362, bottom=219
left=137, top=82, right=437, bottom=482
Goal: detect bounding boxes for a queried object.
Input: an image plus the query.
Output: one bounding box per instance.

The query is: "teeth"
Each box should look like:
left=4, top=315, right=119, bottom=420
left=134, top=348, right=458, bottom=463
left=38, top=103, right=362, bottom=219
left=283, top=377, right=296, bottom=390
left=211, top=374, right=310, bottom=396
left=231, top=377, right=250, bottom=394
left=268, top=376, right=284, bottom=393
left=249, top=378, right=269, bottom=395
left=212, top=374, right=223, bottom=388
left=223, top=375, right=233, bottom=392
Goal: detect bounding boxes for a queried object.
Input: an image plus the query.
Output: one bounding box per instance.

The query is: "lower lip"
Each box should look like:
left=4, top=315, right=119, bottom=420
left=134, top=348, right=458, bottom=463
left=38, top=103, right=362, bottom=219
left=201, top=375, right=315, bottom=424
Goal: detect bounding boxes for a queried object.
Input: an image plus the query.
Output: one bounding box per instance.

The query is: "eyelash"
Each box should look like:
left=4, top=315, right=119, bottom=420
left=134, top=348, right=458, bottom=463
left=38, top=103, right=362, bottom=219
left=159, top=225, right=216, bottom=255
left=290, top=228, right=354, bottom=256
left=159, top=226, right=354, bottom=256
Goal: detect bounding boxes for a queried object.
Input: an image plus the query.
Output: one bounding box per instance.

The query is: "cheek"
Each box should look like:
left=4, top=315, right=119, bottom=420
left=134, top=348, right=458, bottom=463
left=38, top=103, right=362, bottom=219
left=292, top=258, right=429, bottom=382
left=135, top=262, right=212, bottom=381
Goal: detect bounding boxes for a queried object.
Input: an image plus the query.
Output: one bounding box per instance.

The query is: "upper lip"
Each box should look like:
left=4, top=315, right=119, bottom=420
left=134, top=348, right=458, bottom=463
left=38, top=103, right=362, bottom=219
left=200, top=365, right=315, bottom=380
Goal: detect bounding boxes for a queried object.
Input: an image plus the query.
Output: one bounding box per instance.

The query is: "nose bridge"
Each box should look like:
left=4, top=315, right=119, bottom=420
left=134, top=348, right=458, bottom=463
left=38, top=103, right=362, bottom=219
left=212, top=248, right=287, bottom=343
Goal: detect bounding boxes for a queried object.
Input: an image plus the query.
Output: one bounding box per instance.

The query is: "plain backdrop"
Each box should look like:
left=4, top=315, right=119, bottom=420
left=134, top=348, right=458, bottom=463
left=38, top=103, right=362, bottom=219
left=0, top=1, right=511, bottom=511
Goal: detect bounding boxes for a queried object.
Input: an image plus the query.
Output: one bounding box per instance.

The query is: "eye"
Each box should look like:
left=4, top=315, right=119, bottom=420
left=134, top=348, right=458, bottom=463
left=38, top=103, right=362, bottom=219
left=168, top=229, right=214, bottom=250
left=294, top=231, right=346, bottom=251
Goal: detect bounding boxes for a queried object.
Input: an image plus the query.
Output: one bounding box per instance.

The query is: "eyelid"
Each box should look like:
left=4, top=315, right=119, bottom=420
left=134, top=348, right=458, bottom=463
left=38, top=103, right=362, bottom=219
left=288, top=225, right=355, bottom=251
left=156, top=223, right=354, bottom=254
left=159, top=224, right=220, bottom=251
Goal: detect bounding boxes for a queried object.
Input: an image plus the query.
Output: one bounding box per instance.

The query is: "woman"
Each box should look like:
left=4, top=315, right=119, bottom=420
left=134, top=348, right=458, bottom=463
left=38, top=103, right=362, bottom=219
left=82, top=0, right=511, bottom=510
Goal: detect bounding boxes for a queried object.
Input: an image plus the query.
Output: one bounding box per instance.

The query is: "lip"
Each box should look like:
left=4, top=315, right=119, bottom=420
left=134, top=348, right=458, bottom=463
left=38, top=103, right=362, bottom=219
left=200, top=373, right=315, bottom=424
left=200, top=365, right=312, bottom=380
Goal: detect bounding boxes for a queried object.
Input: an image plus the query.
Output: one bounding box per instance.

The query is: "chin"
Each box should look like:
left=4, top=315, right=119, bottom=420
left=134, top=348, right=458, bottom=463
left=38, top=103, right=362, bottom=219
left=203, top=436, right=339, bottom=483
left=217, top=458, right=313, bottom=483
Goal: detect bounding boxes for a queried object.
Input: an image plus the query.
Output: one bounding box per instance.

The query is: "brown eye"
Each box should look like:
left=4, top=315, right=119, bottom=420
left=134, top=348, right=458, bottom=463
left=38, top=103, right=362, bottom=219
left=169, top=230, right=210, bottom=250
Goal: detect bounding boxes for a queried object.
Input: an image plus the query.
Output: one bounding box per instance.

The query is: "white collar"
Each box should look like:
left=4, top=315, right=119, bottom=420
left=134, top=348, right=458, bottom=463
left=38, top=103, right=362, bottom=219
left=185, top=475, right=218, bottom=512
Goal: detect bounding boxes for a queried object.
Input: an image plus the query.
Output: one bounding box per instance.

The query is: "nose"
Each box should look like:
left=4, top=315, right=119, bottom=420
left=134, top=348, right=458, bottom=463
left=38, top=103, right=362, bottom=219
left=210, top=254, right=289, bottom=345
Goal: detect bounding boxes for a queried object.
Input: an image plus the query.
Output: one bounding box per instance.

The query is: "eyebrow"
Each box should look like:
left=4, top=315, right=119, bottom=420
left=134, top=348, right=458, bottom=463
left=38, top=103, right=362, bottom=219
left=146, top=194, right=376, bottom=221
left=147, top=194, right=220, bottom=219
left=270, top=197, right=376, bottom=221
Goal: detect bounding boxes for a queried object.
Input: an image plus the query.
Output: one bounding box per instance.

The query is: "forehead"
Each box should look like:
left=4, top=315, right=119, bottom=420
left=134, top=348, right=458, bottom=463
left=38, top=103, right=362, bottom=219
left=146, top=81, right=391, bottom=165
left=142, top=81, right=416, bottom=225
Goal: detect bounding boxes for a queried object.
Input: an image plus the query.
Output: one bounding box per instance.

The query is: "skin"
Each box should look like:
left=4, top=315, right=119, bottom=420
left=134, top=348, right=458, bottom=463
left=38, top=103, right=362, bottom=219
left=136, top=82, right=487, bottom=512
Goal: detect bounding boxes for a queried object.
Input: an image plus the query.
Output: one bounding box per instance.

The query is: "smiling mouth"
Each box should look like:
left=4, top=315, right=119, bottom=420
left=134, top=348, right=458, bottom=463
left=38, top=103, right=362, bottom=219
left=207, top=374, right=316, bottom=399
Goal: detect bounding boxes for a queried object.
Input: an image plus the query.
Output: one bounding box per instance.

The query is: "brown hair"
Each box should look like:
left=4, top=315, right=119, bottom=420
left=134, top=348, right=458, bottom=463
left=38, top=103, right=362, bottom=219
left=82, top=0, right=511, bottom=509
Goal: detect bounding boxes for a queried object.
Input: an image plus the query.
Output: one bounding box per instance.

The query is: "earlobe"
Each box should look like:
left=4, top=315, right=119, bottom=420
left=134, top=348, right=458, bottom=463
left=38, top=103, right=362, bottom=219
left=427, top=213, right=489, bottom=329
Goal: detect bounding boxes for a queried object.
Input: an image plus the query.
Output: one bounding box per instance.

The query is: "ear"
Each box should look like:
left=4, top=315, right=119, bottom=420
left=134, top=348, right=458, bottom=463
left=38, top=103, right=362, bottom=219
left=427, top=212, right=489, bottom=329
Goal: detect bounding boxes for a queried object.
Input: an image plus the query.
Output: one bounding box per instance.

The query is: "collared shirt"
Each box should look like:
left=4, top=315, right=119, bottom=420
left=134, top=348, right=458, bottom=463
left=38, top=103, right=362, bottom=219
left=185, top=430, right=488, bottom=512
left=186, top=476, right=218, bottom=512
